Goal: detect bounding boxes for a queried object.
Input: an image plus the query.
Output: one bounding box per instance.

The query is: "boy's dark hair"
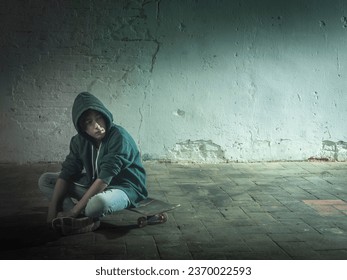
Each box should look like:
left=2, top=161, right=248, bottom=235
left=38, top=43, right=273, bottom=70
left=78, top=109, right=95, bottom=131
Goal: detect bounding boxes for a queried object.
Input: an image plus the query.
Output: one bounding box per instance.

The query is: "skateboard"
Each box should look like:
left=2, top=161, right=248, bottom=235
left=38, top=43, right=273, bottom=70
left=128, top=197, right=180, bottom=228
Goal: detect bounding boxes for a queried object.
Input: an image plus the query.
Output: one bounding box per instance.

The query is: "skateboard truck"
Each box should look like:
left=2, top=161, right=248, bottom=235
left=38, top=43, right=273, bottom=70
left=137, top=213, right=169, bottom=228
left=129, top=198, right=180, bottom=228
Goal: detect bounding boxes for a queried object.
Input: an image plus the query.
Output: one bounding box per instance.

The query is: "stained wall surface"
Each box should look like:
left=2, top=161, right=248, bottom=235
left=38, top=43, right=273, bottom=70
left=0, top=0, right=346, bottom=163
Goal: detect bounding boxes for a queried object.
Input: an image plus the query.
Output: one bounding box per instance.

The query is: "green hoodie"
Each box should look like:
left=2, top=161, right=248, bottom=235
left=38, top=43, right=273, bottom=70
left=59, top=92, right=147, bottom=207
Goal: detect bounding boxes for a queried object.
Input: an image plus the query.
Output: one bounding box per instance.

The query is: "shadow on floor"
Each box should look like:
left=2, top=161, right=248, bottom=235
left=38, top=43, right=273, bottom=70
left=0, top=211, right=137, bottom=259
left=0, top=213, right=59, bottom=251
left=96, top=222, right=135, bottom=239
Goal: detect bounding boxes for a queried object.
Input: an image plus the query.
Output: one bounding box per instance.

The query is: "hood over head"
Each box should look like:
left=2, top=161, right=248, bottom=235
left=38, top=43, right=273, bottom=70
left=72, top=92, right=113, bottom=137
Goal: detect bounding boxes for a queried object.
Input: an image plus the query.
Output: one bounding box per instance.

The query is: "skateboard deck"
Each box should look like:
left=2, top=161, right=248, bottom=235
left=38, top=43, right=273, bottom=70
left=128, top=197, right=180, bottom=227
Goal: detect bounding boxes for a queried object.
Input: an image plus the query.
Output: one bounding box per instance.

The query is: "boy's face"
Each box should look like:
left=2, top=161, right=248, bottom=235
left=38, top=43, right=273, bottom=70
left=83, top=110, right=106, bottom=142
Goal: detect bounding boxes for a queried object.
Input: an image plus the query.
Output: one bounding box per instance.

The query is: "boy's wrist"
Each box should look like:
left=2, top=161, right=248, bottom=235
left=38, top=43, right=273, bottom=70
left=70, top=208, right=79, bottom=218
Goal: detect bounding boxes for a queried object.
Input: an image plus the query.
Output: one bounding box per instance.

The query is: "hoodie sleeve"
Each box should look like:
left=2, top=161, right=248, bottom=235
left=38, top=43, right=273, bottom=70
left=98, top=130, right=135, bottom=185
left=59, top=136, right=84, bottom=181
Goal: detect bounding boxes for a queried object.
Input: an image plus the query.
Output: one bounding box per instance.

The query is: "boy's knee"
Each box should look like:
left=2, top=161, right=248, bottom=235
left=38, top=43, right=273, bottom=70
left=85, top=190, right=130, bottom=218
left=38, top=173, right=49, bottom=190
left=85, top=194, right=108, bottom=218
left=38, top=172, right=59, bottom=194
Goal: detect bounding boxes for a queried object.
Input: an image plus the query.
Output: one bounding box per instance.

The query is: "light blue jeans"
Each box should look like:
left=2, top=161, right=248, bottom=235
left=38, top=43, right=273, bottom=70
left=38, top=172, right=130, bottom=218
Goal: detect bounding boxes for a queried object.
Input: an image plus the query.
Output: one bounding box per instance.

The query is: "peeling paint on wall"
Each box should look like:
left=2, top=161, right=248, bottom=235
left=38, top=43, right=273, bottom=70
left=173, top=109, right=186, bottom=117
left=167, top=140, right=226, bottom=163
left=341, top=16, right=347, bottom=28
left=320, top=140, right=347, bottom=161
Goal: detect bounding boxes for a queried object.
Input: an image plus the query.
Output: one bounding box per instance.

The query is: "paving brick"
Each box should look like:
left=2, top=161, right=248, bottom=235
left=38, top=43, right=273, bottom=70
left=268, top=233, right=302, bottom=242
left=187, top=240, right=251, bottom=256
left=275, top=241, right=322, bottom=259
left=157, top=243, right=193, bottom=259
left=125, top=235, right=160, bottom=259
left=304, top=235, right=347, bottom=251
left=315, top=250, right=347, bottom=259
left=246, top=212, right=278, bottom=224
left=217, top=206, right=248, bottom=219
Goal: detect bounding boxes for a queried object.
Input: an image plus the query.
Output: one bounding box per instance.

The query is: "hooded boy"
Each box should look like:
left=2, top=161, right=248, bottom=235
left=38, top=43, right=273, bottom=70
left=39, top=92, right=147, bottom=235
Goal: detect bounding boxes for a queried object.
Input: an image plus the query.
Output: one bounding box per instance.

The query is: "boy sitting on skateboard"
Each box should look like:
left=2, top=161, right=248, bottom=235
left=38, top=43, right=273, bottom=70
left=38, top=92, right=147, bottom=235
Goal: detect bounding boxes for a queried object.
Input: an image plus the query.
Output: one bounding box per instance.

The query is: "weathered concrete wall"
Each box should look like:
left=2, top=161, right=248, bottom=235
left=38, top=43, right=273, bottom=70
left=0, top=0, right=346, bottom=163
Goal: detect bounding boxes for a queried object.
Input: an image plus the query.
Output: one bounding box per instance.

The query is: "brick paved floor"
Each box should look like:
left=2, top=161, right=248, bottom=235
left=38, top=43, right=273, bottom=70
left=0, top=161, right=347, bottom=260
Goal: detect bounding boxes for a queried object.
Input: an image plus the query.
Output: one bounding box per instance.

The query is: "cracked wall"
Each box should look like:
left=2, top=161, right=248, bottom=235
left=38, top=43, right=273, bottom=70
left=1, top=0, right=347, bottom=163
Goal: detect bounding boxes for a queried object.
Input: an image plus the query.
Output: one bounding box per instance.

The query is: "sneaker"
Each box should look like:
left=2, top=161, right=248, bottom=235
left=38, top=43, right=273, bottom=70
left=51, top=216, right=100, bottom=236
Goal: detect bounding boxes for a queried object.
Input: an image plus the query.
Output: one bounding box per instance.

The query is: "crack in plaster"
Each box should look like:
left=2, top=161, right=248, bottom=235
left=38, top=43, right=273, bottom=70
left=119, top=38, right=161, bottom=73
left=137, top=91, right=147, bottom=147
left=133, top=0, right=161, bottom=72
left=155, top=0, right=161, bottom=21
left=140, top=0, right=162, bottom=20
left=150, top=39, right=160, bottom=73
left=336, top=48, right=341, bottom=72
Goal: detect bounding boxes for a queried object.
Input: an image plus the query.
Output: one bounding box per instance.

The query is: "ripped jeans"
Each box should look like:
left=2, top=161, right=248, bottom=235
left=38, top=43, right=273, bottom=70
left=38, top=172, right=130, bottom=218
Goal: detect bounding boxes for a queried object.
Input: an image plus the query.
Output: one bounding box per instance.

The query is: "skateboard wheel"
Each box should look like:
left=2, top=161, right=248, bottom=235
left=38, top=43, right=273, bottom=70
left=137, top=216, right=148, bottom=228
